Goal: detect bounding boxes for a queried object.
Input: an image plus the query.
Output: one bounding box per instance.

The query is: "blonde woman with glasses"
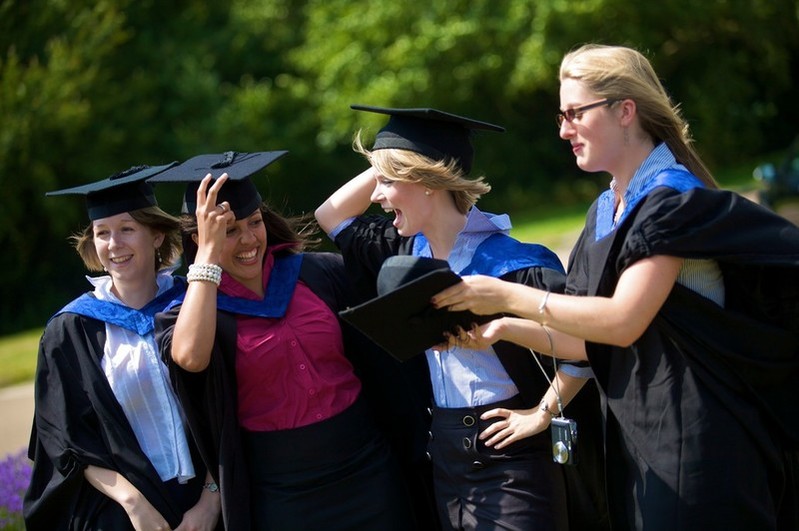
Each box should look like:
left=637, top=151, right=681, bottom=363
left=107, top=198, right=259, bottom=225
left=433, top=44, right=799, bottom=530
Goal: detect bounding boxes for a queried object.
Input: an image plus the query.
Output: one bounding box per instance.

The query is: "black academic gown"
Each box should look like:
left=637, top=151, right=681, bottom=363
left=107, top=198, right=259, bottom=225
left=569, top=184, right=799, bottom=530
left=24, top=312, right=204, bottom=531
left=335, top=214, right=610, bottom=530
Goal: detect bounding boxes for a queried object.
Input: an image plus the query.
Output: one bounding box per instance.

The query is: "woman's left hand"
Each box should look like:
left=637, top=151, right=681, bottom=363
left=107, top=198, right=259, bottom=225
left=479, top=407, right=551, bottom=450
left=174, top=486, right=221, bottom=531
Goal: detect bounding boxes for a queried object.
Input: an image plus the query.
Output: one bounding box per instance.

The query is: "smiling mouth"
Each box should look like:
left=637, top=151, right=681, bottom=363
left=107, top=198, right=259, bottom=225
left=236, top=248, right=259, bottom=263
left=109, top=255, right=132, bottom=265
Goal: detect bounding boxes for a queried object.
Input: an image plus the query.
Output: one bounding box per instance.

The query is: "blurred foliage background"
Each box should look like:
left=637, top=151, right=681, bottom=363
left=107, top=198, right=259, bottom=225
left=1, top=0, right=798, bottom=334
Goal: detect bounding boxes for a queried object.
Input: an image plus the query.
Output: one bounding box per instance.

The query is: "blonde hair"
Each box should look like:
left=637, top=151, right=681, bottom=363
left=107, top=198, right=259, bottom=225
left=560, top=44, right=717, bottom=188
left=72, top=206, right=182, bottom=272
left=353, top=131, right=491, bottom=214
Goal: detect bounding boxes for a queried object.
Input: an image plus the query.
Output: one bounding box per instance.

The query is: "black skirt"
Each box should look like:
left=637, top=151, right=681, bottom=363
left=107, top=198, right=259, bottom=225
left=242, top=396, right=415, bottom=531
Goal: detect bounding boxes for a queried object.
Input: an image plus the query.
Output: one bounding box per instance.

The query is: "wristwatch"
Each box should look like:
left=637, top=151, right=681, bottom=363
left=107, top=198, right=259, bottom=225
left=203, top=482, right=219, bottom=492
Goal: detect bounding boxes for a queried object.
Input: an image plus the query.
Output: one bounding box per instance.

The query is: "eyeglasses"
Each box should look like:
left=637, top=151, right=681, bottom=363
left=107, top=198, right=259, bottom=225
left=556, top=99, right=618, bottom=127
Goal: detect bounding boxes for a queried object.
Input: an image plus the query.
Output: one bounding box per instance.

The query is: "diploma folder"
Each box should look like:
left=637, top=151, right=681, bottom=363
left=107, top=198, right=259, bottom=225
left=339, top=256, right=500, bottom=362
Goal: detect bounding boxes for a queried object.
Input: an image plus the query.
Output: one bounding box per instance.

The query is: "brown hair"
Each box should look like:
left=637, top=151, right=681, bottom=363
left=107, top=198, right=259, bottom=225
left=353, top=131, right=492, bottom=214
left=559, top=44, right=718, bottom=188
left=72, top=206, right=182, bottom=272
left=179, top=203, right=320, bottom=265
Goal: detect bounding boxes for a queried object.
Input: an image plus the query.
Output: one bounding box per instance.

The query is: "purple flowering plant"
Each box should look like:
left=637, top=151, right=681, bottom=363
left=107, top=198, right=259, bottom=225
left=0, top=449, right=30, bottom=530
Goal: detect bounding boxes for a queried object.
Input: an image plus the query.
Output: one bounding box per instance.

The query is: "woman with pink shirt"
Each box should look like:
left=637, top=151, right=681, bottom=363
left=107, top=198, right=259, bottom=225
left=152, top=151, right=412, bottom=530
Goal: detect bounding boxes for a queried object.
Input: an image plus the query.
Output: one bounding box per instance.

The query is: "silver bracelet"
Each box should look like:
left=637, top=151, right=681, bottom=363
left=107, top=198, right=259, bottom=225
left=539, top=398, right=557, bottom=418
left=187, top=263, right=223, bottom=286
left=538, top=290, right=551, bottom=323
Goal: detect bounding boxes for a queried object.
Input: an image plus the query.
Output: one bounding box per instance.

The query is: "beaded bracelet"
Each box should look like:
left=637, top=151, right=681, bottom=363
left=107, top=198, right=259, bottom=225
left=187, top=263, right=223, bottom=286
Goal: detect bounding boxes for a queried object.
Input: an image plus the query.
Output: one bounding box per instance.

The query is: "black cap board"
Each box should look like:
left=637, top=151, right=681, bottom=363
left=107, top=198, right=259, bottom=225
left=339, top=255, right=502, bottom=361
left=148, top=151, right=288, bottom=219
left=351, top=105, right=504, bottom=174
left=46, top=162, right=177, bottom=220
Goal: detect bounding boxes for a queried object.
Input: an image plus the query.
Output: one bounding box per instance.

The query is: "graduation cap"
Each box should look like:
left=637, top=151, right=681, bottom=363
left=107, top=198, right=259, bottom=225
left=148, top=151, right=288, bottom=219
left=46, top=162, right=177, bottom=220
left=351, top=105, right=504, bottom=174
left=339, top=255, right=502, bottom=361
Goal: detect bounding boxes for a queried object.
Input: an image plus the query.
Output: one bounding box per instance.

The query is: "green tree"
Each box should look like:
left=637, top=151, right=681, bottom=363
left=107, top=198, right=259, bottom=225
left=0, top=1, right=130, bottom=332
left=287, top=0, right=799, bottom=207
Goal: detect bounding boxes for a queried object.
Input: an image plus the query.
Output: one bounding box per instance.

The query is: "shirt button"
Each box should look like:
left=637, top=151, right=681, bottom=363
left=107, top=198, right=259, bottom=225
left=299, top=364, right=306, bottom=370
left=290, top=340, right=297, bottom=347
left=308, top=388, right=316, bottom=395
left=316, top=413, right=323, bottom=419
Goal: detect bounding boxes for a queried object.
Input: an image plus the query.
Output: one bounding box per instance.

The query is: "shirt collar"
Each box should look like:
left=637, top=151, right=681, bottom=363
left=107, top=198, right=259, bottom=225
left=622, top=142, right=685, bottom=203
left=461, top=206, right=512, bottom=235
left=88, top=270, right=175, bottom=304
left=219, top=243, right=296, bottom=300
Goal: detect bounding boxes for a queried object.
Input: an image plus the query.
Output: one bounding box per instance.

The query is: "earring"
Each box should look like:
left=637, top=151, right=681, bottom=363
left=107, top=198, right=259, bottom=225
left=623, top=128, right=630, bottom=146
left=156, top=249, right=162, bottom=264
left=424, top=189, right=432, bottom=196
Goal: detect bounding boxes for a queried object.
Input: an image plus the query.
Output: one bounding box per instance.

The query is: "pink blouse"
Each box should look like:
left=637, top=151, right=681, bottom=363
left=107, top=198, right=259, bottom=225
left=219, top=249, right=361, bottom=431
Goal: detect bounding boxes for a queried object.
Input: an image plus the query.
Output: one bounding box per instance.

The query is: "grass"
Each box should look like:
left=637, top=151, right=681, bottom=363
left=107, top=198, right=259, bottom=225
left=510, top=203, right=588, bottom=249
left=0, top=329, right=41, bottom=389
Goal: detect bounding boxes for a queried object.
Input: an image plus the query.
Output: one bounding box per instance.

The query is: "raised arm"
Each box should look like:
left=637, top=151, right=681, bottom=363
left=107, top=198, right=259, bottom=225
left=170, top=174, right=233, bottom=372
left=435, top=254, right=683, bottom=348
left=314, top=167, right=376, bottom=234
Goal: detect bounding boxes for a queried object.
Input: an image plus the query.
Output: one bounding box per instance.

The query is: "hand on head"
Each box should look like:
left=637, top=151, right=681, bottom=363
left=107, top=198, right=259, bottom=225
left=194, top=173, right=233, bottom=264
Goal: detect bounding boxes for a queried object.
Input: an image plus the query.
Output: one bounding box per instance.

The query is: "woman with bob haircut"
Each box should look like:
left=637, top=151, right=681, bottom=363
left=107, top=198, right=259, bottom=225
left=25, top=164, right=220, bottom=530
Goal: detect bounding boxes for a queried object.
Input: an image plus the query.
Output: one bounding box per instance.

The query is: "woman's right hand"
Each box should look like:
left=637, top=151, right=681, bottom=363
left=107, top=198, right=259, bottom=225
left=84, top=465, right=172, bottom=530
left=443, top=319, right=506, bottom=352
left=193, top=173, right=233, bottom=265
left=314, top=166, right=379, bottom=234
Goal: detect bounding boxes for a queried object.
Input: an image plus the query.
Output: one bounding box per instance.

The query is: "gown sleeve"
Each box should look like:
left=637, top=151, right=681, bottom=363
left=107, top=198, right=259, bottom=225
left=333, top=215, right=411, bottom=301
left=592, top=186, right=799, bottom=445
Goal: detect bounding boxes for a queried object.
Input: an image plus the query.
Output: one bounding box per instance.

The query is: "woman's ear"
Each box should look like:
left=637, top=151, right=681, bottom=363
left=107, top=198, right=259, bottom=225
left=619, top=99, right=637, bottom=127
left=191, top=233, right=199, bottom=245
